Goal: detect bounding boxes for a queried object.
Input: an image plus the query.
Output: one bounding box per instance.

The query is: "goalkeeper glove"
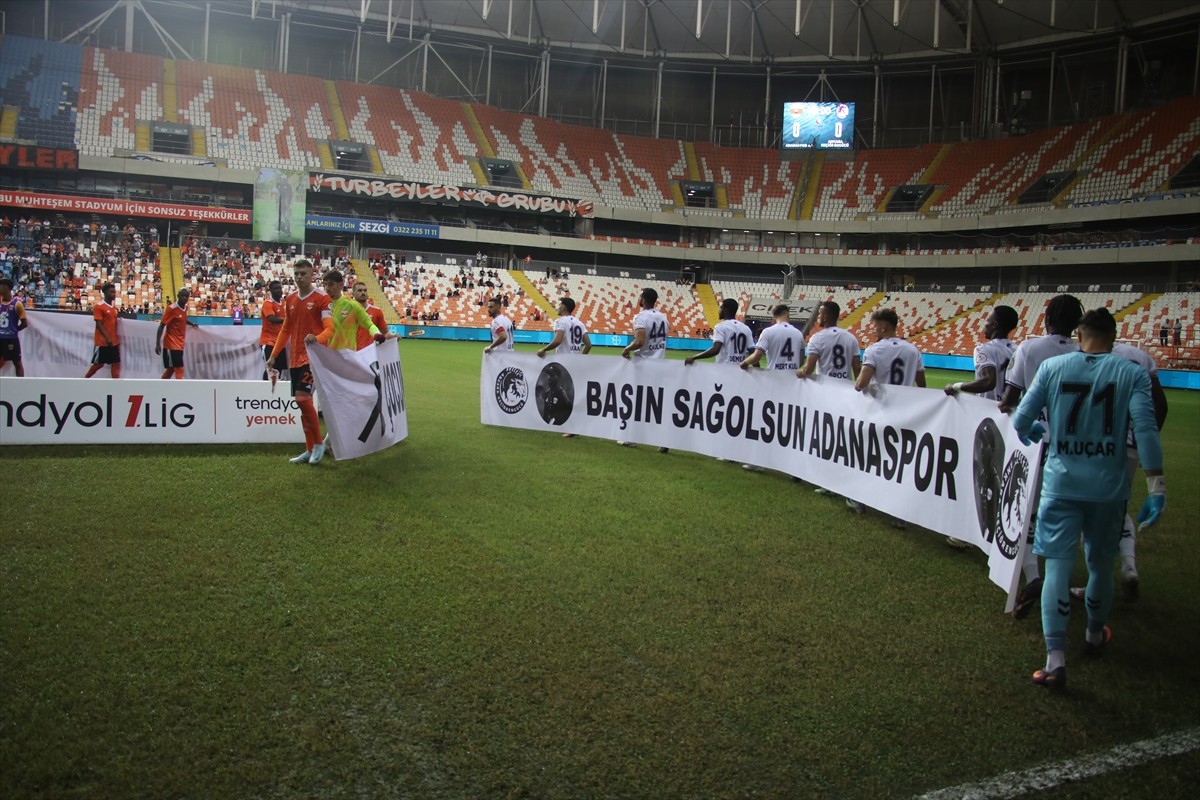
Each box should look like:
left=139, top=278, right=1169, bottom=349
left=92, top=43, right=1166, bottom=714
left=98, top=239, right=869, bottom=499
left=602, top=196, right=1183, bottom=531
left=1019, top=421, right=1046, bottom=446
left=1136, top=475, right=1166, bottom=531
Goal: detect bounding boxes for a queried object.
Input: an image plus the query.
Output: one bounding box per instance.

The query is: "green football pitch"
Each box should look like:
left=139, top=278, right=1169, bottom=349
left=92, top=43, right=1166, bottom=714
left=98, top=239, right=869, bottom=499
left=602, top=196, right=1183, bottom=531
left=3, top=341, right=1198, bottom=799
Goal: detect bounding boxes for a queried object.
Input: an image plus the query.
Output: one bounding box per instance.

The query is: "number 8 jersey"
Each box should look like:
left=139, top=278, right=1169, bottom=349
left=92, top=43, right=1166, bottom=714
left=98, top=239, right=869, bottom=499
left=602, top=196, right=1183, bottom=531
left=807, top=326, right=859, bottom=379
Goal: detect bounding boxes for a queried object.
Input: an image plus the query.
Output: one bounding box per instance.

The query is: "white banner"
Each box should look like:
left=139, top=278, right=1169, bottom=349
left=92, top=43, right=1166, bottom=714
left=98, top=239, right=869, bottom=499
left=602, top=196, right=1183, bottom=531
left=481, top=353, right=1038, bottom=602
left=308, top=341, right=408, bottom=461
left=0, top=376, right=304, bottom=444
left=3, top=311, right=266, bottom=380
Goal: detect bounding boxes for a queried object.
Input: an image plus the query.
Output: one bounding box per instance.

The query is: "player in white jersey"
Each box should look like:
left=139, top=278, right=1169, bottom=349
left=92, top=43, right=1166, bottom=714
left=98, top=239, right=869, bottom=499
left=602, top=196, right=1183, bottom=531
left=944, top=305, right=1018, bottom=402
left=537, top=297, right=592, bottom=357
left=620, top=287, right=669, bottom=449
left=854, top=308, right=925, bottom=391
left=849, top=308, right=925, bottom=520
left=741, top=304, right=805, bottom=371
left=686, top=298, right=752, bottom=367
left=621, top=287, right=669, bottom=360
left=797, top=301, right=860, bottom=381
left=998, top=294, right=1084, bottom=619
left=798, top=300, right=861, bottom=494
left=484, top=296, right=514, bottom=353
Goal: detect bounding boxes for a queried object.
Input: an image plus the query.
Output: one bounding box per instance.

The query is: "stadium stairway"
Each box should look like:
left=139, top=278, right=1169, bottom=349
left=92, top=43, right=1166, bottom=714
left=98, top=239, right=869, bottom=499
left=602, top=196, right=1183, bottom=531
left=162, top=59, right=178, bottom=122
left=350, top=259, right=401, bottom=324
left=841, top=291, right=886, bottom=329
left=462, top=104, right=497, bottom=158
left=683, top=142, right=702, bottom=181
left=323, top=79, right=351, bottom=141
left=1052, top=114, right=1136, bottom=206
left=191, top=127, right=207, bottom=157
left=695, top=283, right=721, bottom=327
left=161, top=248, right=183, bottom=300
left=1114, top=293, right=1159, bottom=324
left=910, top=292, right=1006, bottom=349
left=509, top=270, right=556, bottom=319
left=796, top=152, right=825, bottom=220
left=0, top=106, right=17, bottom=138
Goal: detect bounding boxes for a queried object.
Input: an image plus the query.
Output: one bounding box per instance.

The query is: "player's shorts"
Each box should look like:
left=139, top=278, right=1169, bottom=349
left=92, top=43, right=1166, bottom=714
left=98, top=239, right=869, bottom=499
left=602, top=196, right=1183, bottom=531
left=290, top=364, right=314, bottom=396
left=92, top=345, right=120, bottom=365
left=1032, top=496, right=1125, bottom=562
left=263, top=344, right=287, bottom=366
left=162, top=349, right=184, bottom=369
left=0, top=337, right=21, bottom=361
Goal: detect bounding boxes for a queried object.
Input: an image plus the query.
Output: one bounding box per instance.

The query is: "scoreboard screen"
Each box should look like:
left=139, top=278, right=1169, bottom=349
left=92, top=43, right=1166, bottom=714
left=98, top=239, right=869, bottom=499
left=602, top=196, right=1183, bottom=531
left=780, top=101, right=855, bottom=150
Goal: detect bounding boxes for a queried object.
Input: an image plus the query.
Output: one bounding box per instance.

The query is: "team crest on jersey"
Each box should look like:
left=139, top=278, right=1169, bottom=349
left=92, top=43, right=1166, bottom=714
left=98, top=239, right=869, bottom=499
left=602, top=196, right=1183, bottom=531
left=495, top=367, right=528, bottom=414
left=535, top=362, right=574, bottom=426
left=995, top=452, right=1031, bottom=560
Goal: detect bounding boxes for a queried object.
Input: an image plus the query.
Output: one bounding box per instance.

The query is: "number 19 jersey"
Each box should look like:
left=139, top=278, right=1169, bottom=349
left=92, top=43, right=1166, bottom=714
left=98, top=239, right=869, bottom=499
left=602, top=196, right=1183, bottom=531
left=553, top=314, right=589, bottom=354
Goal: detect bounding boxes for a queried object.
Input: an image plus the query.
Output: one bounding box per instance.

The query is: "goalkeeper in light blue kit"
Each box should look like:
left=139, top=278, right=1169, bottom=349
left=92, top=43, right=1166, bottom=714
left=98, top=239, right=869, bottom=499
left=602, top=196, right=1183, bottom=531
left=1010, top=308, right=1165, bottom=689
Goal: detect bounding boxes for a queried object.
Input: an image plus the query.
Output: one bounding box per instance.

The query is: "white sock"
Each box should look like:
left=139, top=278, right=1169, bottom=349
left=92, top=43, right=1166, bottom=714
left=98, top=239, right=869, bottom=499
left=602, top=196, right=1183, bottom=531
left=1022, top=553, right=1041, bottom=582
left=1045, top=650, right=1066, bottom=672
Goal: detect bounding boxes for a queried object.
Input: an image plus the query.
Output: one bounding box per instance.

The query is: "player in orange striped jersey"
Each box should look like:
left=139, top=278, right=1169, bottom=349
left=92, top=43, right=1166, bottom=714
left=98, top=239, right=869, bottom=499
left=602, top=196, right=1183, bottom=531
left=259, top=279, right=286, bottom=380
left=352, top=280, right=390, bottom=349
left=155, top=288, right=199, bottom=379
left=85, top=281, right=121, bottom=378
left=268, top=259, right=333, bottom=464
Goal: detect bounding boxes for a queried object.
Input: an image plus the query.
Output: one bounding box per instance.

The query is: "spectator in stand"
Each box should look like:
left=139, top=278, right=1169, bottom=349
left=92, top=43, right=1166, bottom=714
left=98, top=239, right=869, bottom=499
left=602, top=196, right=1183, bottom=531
left=155, top=288, right=199, bottom=379
left=1173, top=318, right=1182, bottom=346
left=1159, top=321, right=1169, bottom=346
left=0, top=277, right=30, bottom=376
left=85, top=282, right=121, bottom=378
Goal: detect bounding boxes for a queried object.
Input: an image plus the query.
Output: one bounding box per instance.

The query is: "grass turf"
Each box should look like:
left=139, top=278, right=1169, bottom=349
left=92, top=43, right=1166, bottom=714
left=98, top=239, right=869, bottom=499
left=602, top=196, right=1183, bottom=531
left=2, top=341, right=1198, bottom=799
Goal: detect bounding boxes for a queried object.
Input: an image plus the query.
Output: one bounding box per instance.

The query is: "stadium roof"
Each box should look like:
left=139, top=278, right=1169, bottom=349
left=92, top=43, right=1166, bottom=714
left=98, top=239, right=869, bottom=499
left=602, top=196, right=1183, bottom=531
left=237, top=0, right=1200, bottom=64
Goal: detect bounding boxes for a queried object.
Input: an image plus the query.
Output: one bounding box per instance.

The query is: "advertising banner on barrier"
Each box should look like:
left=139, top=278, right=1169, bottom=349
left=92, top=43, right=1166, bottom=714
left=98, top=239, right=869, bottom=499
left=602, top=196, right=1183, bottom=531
left=0, top=376, right=303, bottom=445
left=305, top=215, right=439, bottom=239
left=0, top=190, right=251, bottom=223
left=308, top=341, right=408, bottom=460
left=9, top=311, right=265, bottom=380
left=0, top=145, right=79, bottom=171
left=481, top=352, right=1039, bottom=603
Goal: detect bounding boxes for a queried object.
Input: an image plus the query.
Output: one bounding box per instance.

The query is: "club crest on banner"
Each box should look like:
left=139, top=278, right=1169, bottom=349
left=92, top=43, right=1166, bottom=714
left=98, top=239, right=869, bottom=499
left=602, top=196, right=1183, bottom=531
left=973, top=418, right=1005, bottom=546
left=996, top=451, right=1032, bottom=560
left=495, top=366, right=528, bottom=414
left=535, top=362, right=574, bottom=426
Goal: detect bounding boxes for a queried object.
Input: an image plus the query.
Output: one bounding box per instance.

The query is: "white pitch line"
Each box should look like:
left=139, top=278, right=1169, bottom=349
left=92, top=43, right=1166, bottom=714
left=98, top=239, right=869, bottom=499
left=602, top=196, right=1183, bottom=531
left=917, top=727, right=1200, bottom=800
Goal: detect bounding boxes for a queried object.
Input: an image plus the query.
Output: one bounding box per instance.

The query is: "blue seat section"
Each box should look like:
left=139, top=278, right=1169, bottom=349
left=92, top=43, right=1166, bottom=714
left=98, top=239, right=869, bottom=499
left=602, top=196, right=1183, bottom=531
left=0, top=35, right=82, bottom=149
